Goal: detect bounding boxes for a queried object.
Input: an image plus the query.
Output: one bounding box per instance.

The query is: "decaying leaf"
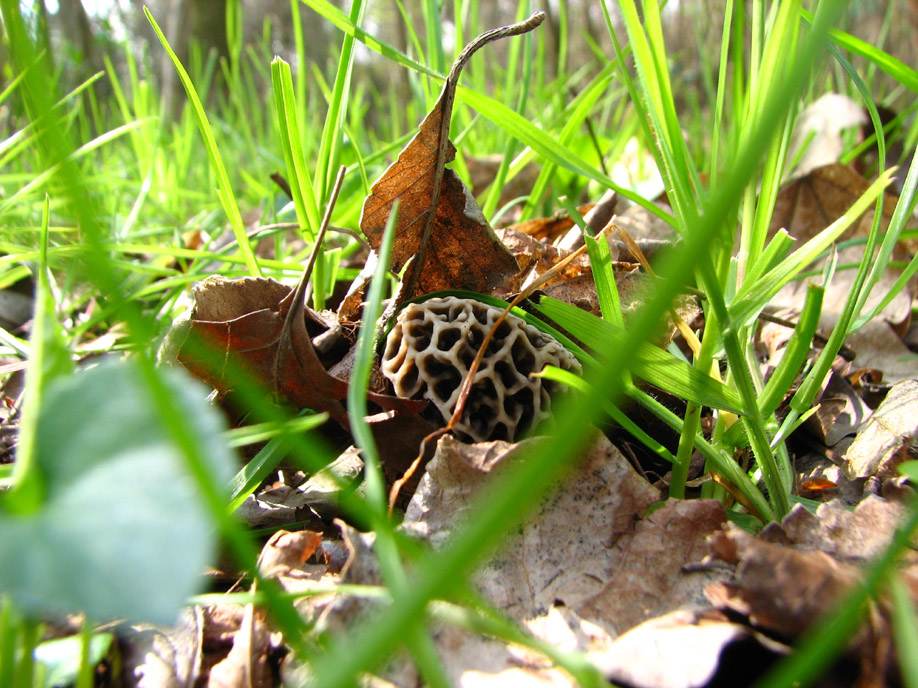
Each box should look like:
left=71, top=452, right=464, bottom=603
left=760, top=497, right=911, bottom=562
left=769, top=163, right=899, bottom=247
left=359, top=17, right=548, bottom=299
left=171, top=275, right=437, bottom=482
left=787, top=93, right=868, bottom=179
left=845, top=379, right=918, bottom=480
left=707, top=523, right=863, bottom=637
left=705, top=499, right=918, bottom=688
left=207, top=605, right=275, bottom=688
left=575, top=499, right=729, bottom=637
left=402, top=432, right=728, bottom=638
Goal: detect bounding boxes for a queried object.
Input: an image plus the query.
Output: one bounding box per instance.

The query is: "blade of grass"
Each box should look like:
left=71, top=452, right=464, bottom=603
left=535, top=296, right=742, bottom=413
left=729, top=168, right=895, bottom=328
left=891, top=574, right=918, bottom=688
left=346, top=198, right=451, bottom=687
left=2, top=196, right=71, bottom=515
left=144, top=8, right=260, bottom=277
left=316, top=0, right=366, bottom=204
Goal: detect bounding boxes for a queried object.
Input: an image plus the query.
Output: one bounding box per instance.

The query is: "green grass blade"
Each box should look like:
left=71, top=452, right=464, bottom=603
left=226, top=412, right=329, bottom=513
left=729, top=168, right=895, bottom=328
left=534, top=296, right=742, bottom=413
left=144, top=7, right=261, bottom=277
left=316, top=0, right=366, bottom=204
left=891, top=574, right=918, bottom=688
left=2, top=197, right=71, bottom=515
left=803, top=10, right=918, bottom=95
left=759, top=283, right=823, bottom=419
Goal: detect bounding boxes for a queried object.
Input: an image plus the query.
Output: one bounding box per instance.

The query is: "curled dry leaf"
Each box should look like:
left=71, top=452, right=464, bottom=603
left=845, top=379, right=918, bottom=480
left=707, top=524, right=863, bottom=638
left=760, top=497, right=911, bottom=562
left=171, top=275, right=438, bottom=481
left=706, top=501, right=918, bottom=688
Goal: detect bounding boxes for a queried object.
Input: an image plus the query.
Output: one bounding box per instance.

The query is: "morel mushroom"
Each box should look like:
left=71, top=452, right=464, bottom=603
left=381, top=296, right=581, bottom=442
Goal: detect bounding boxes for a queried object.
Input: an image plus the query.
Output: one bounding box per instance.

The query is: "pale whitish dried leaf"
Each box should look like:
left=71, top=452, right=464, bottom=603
left=207, top=606, right=274, bottom=688
left=846, top=379, right=918, bottom=479
left=403, top=432, right=660, bottom=618
left=845, top=321, right=918, bottom=385
left=591, top=609, right=782, bottom=688
left=788, top=93, right=867, bottom=179
left=768, top=245, right=913, bottom=343
left=432, top=623, right=573, bottom=688
left=124, top=610, right=202, bottom=688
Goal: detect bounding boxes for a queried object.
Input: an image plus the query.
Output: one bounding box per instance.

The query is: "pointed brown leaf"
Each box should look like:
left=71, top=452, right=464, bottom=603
left=360, top=94, right=518, bottom=296
left=360, top=14, right=546, bottom=298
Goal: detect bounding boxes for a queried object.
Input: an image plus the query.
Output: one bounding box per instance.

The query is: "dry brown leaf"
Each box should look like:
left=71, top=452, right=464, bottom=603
left=707, top=524, right=863, bottom=637
left=844, top=321, right=918, bottom=385
left=846, top=379, right=918, bottom=480
left=505, top=204, right=590, bottom=242
left=769, top=163, right=899, bottom=246
left=761, top=497, right=911, bottom=562
left=403, top=431, right=661, bottom=621
left=576, top=499, right=729, bottom=637
left=171, top=275, right=438, bottom=483
left=706, top=521, right=902, bottom=688
left=122, top=611, right=202, bottom=688
left=802, top=371, right=873, bottom=447
left=359, top=17, right=548, bottom=299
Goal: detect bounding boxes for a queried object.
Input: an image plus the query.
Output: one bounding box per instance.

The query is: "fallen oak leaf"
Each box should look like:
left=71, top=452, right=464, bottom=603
left=359, top=14, right=546, bottom=300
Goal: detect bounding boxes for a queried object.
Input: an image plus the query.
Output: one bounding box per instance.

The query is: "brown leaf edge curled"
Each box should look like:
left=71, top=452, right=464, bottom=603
left=360, top=12, right=545, bottom=301
left=176, top=169, right=436, bottom=482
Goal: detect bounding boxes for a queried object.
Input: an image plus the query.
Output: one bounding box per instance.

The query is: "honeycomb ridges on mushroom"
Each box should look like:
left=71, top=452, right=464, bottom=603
left=381, top=296, right=581, bottom=443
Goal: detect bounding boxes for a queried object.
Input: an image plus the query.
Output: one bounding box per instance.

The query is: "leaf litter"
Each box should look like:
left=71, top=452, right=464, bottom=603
left=137, top=17, right=918, bottom=688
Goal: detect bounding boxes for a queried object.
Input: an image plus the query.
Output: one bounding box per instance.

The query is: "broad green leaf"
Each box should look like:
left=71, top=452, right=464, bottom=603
left=0, top=358, right=234, bottom=624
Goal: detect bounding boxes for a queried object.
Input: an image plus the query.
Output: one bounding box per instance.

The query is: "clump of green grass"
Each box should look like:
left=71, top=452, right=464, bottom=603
left=2, top=0, right=918, bottom=686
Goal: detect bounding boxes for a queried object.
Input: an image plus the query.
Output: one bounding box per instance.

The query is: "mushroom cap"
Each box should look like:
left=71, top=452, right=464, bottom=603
left=381, top=296, right=582, bottom=442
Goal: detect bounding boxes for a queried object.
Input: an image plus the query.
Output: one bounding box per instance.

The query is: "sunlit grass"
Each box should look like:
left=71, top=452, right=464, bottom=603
left=2, top=0, right=918, bottom=685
